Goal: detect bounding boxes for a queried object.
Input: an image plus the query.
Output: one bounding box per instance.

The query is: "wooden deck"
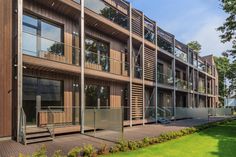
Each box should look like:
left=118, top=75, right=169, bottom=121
left=0, top=117, right=231, bottom=157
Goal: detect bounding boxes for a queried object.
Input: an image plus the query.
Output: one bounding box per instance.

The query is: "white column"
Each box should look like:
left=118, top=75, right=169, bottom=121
left=80, top=0, right=85, bottom=134
left=17, top=0, right=23, bottom=142
left=129, top=3, right=133, bottom=127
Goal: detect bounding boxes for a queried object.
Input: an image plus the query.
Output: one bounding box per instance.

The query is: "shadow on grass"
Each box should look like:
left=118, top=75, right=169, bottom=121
left=199, top=121, right=236, bottom=157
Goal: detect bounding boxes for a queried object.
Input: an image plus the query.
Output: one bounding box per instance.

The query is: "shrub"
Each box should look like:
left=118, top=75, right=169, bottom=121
left=68, top=147, right=81, bottom=157
left=142, top=137, right=150, bottom=146
left=32, top=145, right=47, bottom=157
left=83, top=145, right=96, bottom=157
left=97, top=144, right=109, bottom=155
left=53, top=150, right=65, bottom=157
left=109, top=146, right=120, bottom=154
left=116, top=140, right=129, bottom=152
left=128, top=141, right=138, bottom=150
left=18, top=153, right=30, bottom=157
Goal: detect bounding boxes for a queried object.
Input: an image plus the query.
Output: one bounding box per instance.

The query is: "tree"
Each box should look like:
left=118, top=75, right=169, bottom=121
left=217, top=0, right=236, bottom=58
left=187, top=41, right=202, bottom=53
left=227, top=61, right=236, bottom=93
left=214, top=56, right=230, bottom=104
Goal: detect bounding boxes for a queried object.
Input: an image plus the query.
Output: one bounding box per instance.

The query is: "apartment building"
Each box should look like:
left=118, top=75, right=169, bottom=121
left=0, top=0, right=219, bottom=143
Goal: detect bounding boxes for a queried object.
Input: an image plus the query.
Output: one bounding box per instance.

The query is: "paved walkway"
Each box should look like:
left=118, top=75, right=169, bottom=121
left=0, top=117, right=231, bottom=157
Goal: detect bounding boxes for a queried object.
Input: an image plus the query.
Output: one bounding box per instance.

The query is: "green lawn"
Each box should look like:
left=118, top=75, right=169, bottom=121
left=104, top=120, right=236, bottom=157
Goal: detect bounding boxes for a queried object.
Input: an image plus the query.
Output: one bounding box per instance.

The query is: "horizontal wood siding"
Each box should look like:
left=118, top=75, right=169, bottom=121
left=132, top=9, right=142, bottom=37
left=0, top=0, right=12, bottom=138
left=132, top=84, right=143, bottom=119
left=144, top=47, right=155, bottom=81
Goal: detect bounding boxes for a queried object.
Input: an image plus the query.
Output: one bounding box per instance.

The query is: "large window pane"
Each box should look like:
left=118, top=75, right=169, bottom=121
left=85, top=84, right=110, bottom=108
left=23, top=32, right=37, bottom=56
left=23, top=15, right=37, bottom=27
left=39, top=79, right=63, bottom=109
left=85, top=84, right=99, bottom=108
left=23, top=77, right=37, bottom=125
left=85, top=37, right=110, bottom=71
left=23, top=14, right=64, bottom=57
left=41, top=21, right=61, bottom=42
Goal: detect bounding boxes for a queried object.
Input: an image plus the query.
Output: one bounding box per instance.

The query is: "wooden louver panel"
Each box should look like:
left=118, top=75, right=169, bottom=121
left=132, top=84, right=143, bottom=119
left=144, top=47, right=156, bottom=81
left=132, top=9, right=143, bottom=37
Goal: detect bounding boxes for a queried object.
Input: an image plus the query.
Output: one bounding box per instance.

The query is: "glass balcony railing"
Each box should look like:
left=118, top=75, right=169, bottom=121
left=198, top=61, right=206, bottom=71
left=134, top=65, right=143, bottom=79
left=188, top=82, right=193, bottom=90
left=23, top=31, right=80, bottom=66
left=193, top=59, right=198, bottom=67
left=85, top=50, right=129, bottom=76
left=175, top=78, right=188, bottom=90
left=175, top=48, right=187, bottom=62
left=157, top=73, right=174, bottom=86
left=157, top=36, right=174, bottom=54
left=73, top=0, right=80, bottom=4
left=85, top=0, right=128, bottom=29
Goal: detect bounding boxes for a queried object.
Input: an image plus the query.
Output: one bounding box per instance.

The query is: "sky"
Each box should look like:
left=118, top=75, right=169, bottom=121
left=127, top=0, right=232, bottom=57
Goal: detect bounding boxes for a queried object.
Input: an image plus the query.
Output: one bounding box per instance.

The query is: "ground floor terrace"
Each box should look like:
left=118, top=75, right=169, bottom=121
left=15, top=68, right=222, bottom=144
left=0, top=117, right=233, bottom=157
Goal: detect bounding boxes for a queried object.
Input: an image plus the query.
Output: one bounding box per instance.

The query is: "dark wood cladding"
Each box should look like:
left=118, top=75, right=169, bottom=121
left=0, top=0, right=12, bottom=138
left=132, top=9, right=143, bottom=37
left=144, top=47, right=155, bottom=81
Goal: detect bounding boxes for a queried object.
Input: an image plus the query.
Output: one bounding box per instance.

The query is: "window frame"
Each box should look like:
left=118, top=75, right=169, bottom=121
left=23, top=12, right=64, bottom=56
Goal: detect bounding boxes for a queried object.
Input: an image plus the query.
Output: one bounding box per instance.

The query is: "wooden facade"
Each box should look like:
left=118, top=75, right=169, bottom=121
left=0, top=0, right=13, bottom=138
left=0, top=0, right=219, bottom=140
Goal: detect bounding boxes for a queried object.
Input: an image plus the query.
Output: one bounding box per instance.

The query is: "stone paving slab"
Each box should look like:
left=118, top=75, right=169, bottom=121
left=0, top=117, right=230, bottom=157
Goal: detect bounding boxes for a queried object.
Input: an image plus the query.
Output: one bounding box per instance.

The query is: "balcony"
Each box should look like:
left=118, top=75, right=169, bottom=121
left=175, top=48, right=187, bottom=62
left=23, top=31, right=80, bottom=66
left=85, top=0, right=129, bottom=29
left=198, top=86, right=206, bottom=94
left=175, top=78, right=188, bottom=90
left=198, top=60, right=206, bottom=72
left=207, top=66, right=212, bottom=75
left=134, top=65, right=143, bottom=79
left=85, top=50, right=129, bottom=76
left=157, top=35, right=174, bottom=54
left=188, top=82, right=193, bottom=90
left=144, top=18, right=156, bottom=43
left=157, top=73, right=174, bottom=86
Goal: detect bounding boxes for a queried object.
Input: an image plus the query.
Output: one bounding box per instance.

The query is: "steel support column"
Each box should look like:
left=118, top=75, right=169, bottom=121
left=17, top=0, right=23, bottom=142
left=155, top=23, right=158, bottom=123
left=129, top=3, right=133, bottom=127
left=173, top=38, right=176, bottom=118
left=80, top=0, right=85, bottom=134
left=142, top=13, right=145, bottom=125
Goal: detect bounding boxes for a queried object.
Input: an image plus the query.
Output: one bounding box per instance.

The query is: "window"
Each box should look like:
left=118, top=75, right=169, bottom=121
left=85, top=37, right=110, bottom=71
left=39, top=78, right=63, bottom=110
left=23, top=14, right=63, bottom=56
left=85, top=0, right=128, bottom=29
left=23, top=76, right=64, bottom=111
left=85, top=84, right=110, bottom=108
